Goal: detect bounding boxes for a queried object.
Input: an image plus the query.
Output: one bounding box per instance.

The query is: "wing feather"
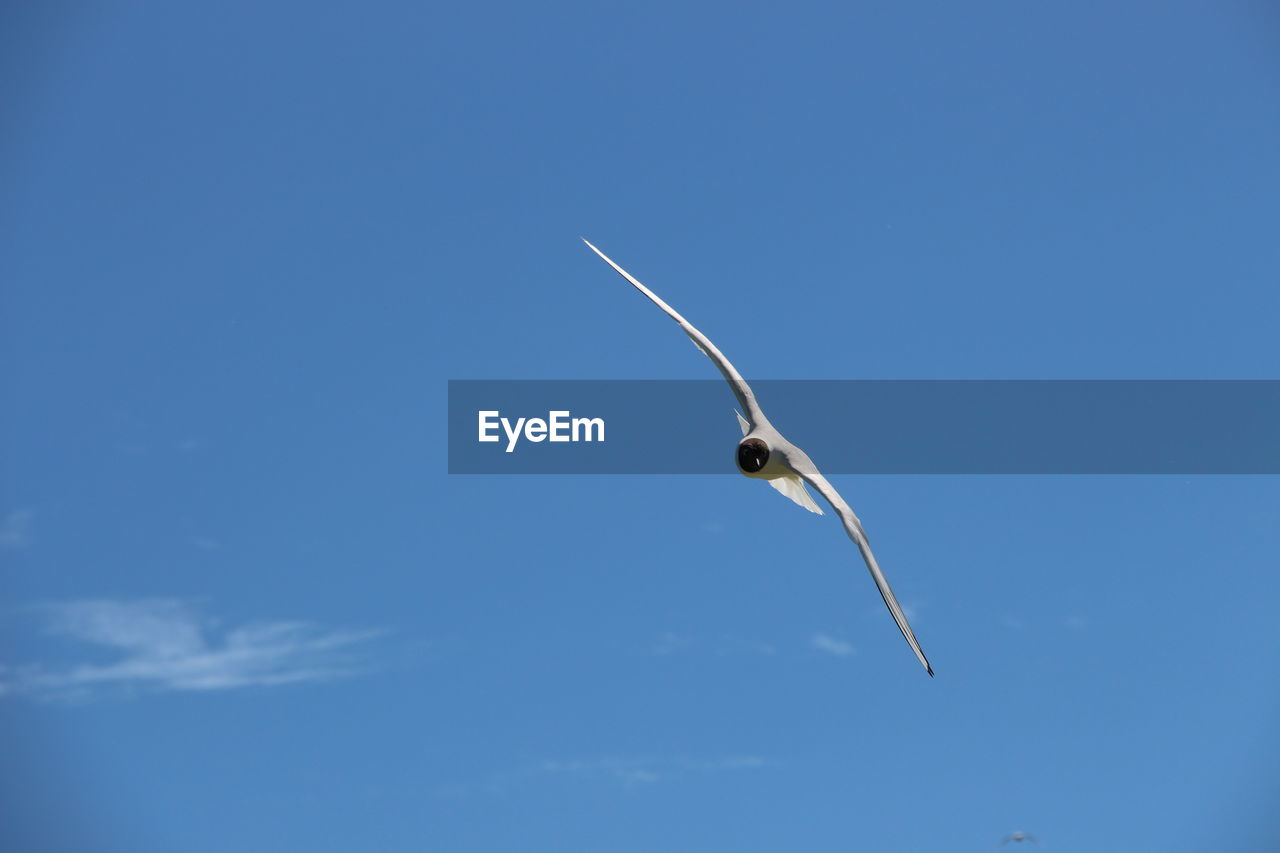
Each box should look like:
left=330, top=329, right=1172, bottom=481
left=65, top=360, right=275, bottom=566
left=768, top=475, right=824, bottom=515
left=583, top=239, right=766, bottom=429
left=787, top=451, right=934, bottom=676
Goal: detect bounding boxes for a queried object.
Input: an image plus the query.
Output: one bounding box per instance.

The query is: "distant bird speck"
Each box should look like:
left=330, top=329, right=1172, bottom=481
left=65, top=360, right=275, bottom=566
left=1001, top=830, right=1039, bottom=845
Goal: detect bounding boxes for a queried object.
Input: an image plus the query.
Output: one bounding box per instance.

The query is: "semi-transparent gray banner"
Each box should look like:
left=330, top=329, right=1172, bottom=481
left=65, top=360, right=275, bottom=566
left=447, top=380, right=1280, bottom=474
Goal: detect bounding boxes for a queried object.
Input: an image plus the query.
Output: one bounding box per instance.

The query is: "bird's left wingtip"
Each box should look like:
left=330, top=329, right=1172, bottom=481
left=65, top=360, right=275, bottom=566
left=581, top=237, right=608, bottom=258
left=926, top=663, right=935, bottom=678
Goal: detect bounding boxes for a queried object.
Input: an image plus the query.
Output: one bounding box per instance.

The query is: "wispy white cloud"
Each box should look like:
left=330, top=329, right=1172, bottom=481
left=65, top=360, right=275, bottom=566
left=540, top=755, right=767, bottom=786
left=652, top=631, right=696, bottom=655
left=1065, top=614, right=1090, bottom=632
left=0, top=509, right=33, bottom=550
left=539, top=758, right=666, bottom=786
left=811, top=632, right=856, bottom=657
left=444, top=755, right=769, bottom=795
left=6, top=599, right=382, bottom=700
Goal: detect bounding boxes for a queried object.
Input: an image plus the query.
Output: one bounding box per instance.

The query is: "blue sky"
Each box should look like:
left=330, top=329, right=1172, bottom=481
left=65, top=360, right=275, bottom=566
left=3, top=2, right=1279, bottom=851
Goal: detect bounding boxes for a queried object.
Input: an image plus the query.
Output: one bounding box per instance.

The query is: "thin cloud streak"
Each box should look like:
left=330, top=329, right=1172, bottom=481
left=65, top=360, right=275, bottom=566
left=1065, top=614, right=1090, bottom=631
left=811, top=633, right=857, bottom=657
left=540, top=755, right=767, bottom=785
left=0, top=509, right=33, bottom=550
left=442, top=755, right=770, bottom=795
left=5, top=598, right=382, bottom=700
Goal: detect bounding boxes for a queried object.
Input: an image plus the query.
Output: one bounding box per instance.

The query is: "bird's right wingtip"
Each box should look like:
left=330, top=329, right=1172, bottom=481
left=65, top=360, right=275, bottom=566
left=926, top=662, right=935, bottom=678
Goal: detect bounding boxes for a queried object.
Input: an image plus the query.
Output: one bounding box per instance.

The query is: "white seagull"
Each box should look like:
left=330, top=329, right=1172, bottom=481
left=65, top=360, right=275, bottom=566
left=583, top=239, right=933, bottom=676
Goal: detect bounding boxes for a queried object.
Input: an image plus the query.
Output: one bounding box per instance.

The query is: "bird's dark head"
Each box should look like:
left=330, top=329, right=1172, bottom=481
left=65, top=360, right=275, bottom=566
left=736, top=437, right=770, bottom=475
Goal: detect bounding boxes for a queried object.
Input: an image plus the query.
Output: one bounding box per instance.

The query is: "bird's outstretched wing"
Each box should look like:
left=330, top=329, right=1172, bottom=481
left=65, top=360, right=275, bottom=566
left=786, top=450, right=934, bottom=676
left=582, top=239, right=767, bottom=429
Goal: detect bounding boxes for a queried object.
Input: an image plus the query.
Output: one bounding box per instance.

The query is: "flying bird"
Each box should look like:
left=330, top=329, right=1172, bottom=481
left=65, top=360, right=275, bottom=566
left=582, top=239, right=933, bottom=676
left=1001, top=831, right=1039, bottom=845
